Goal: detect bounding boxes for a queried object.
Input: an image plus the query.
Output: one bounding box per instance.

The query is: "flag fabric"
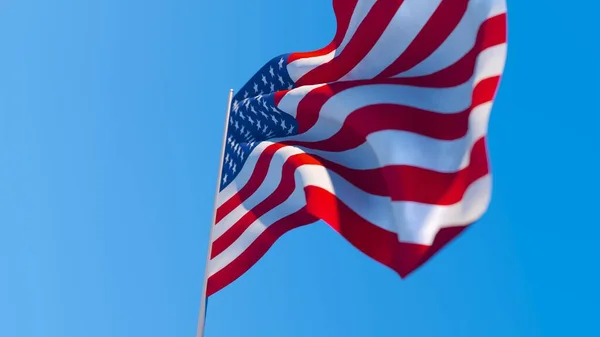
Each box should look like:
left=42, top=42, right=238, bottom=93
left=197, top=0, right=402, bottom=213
left=206, top=0, right=508, bottom=296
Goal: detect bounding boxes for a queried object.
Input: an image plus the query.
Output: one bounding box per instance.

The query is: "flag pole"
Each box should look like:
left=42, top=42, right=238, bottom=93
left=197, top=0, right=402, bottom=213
left=196, top=88, right=234, bottom=337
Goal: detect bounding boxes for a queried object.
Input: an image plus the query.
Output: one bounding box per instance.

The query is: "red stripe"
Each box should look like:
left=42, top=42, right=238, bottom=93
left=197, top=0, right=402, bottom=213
left=314, top=137, right=489, bottom=203
left=206, top=209, right=317, bottom=296
left=215, top=143, right=285, bottom=224
left=376, top=0, right=470, bottom=78
left=304, top=186, right=468, bottom=277
left=295, top=83, right=354, bottom=133
left=287, top=76, right=500, bottom=152
left=295, top=0, right=405, bottom=86
left=388, top=13, right=507, bottom=87
left=213, top=136, right=488, bottom=257
left=287, top=0, right=359, bottom=63
left=273, top=89, right=287, bottom=106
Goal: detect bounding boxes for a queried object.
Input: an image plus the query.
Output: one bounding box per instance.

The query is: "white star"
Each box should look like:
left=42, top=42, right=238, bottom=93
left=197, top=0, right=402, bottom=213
left=280, top=119, right=286, bottom=129
left=269, top=83, right=275, bottom=92
left=253, top=82, right=259, bottom=92
left=234, top=121, right=240, bottom=130
left=256, top=94, right=262, bottom=102
left=222, top=174, right=228, bottom=184
left=278, top=75, right=284, bottom=85
left=248, top=117, right=255, bottom=125
left=287, top=124, right=295, bottom=134
left=225, top=153, right=230, bottom=162
left=244, top=91, right=249, bottom=98
left=261, top=74, right=268, bottom=85
left=240, top=126, right=245, bottom=133
left=250, top=106, right=257, bottom=114
left=256, top=120, right=262, bottom=129
left=229, top=117, right=234, bottom=125
left=239, top=111, right=246, bottom=120
left=270, top=115, right=278, bottom=123
left=244, top=99, right=251, bottom=109
left=227, top=136, right=233, bottom=144
left=232, top=164, right=237, bottom=174
left=262, top=124, right=268, bottom=133
left=278, top=57, right=284, bottom=69
left=269, top=66, right=275, bottom=77
left=287, top=83, right=293, bottom=89
left=260, top=111, right=268, bottom=119
left=262, top=101, right=268, bottom=109
left=270, top=106, right=279, bottom=113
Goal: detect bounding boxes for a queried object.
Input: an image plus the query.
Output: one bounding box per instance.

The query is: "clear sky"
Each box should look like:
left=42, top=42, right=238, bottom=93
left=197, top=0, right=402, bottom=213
left=1, top=1, right=598, bottom=336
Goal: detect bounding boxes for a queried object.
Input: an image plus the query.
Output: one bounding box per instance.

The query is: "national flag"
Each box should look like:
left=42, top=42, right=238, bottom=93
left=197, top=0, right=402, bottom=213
left=206, top=0, right=508, bottom=296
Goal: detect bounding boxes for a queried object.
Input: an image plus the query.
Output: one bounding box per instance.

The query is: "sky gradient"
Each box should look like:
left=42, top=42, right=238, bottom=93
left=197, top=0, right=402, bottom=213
left=1, top=1, right=598, bottom=336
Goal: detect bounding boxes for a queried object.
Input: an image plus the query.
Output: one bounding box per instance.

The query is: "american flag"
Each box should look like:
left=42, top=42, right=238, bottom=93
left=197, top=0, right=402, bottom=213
left=206, top=0, right=508, bottom=296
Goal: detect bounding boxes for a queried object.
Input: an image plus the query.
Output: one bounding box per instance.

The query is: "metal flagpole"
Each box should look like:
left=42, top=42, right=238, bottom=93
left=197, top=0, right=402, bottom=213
left=196, top=88, right=234, bottom=337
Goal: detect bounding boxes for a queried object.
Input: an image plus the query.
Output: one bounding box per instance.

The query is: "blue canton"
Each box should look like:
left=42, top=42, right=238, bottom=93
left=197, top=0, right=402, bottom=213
left=220, top=54, right=299, bottom=191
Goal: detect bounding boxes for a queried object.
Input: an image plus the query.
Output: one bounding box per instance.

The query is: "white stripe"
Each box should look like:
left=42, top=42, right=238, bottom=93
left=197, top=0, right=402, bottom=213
left=393, top=174, right=491, bottom=244
left=296, top=102, right=491, bottom=171
left=217, top=141, right=273, bottom=206
left=474, top=43, right=506, bottom=84
left=335, top=0, right=378, bottom=55
left=338, top=0, right=443, bottom=81
left=286, top=0, right=378, bottom=82
left=277, top=44, right=505, bottom=144
left=287, top=52, right=336, bottom=83
left=209, top=160, right=491, bottom=276
left=396, top=0, right=507, bottom=78
left=276, top=84, right=325, bottom=118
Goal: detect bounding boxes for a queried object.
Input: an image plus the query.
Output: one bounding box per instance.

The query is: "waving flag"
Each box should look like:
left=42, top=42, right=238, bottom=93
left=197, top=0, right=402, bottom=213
left=207, top=0, right=507, bottom=296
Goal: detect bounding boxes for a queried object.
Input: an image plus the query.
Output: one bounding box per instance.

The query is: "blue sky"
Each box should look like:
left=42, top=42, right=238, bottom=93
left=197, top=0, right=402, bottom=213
left=0, top=1, right=598, bottom=336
